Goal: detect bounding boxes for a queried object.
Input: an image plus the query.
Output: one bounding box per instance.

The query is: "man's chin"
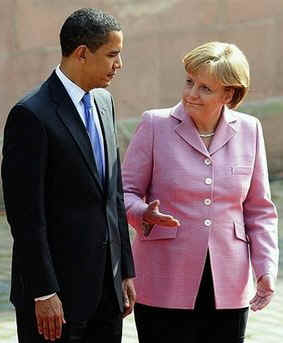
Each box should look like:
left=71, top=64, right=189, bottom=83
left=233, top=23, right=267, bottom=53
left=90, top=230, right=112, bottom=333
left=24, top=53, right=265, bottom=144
left=98, top=80, right=111, bottom=88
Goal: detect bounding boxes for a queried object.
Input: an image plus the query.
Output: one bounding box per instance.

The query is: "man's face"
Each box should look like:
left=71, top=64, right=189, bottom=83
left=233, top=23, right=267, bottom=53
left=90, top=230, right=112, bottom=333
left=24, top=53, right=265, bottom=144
left=82, top=30, right=123, bottom=90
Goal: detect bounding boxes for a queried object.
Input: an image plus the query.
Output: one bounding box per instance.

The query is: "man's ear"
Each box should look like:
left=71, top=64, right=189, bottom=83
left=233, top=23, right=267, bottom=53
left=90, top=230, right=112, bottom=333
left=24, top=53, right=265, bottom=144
left=73, top=45, right=87, bottom=63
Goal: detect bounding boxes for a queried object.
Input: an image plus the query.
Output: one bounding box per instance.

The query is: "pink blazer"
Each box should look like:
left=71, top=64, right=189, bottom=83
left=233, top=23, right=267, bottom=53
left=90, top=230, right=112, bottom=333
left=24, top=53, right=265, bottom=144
left=122, top=102, right=278, bottom=309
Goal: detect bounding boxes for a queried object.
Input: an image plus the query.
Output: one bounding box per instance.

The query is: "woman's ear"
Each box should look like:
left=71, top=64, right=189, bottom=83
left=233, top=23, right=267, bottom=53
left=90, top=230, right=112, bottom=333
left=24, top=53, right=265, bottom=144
left=224, top=87, right=235, bottom=105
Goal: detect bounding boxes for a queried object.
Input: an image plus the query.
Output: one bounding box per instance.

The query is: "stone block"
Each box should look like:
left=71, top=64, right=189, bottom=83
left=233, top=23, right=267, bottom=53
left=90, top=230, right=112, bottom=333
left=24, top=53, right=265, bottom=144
left=0, top=0, right=15, bottom=55
left=226, top=0, right=283, bottom=24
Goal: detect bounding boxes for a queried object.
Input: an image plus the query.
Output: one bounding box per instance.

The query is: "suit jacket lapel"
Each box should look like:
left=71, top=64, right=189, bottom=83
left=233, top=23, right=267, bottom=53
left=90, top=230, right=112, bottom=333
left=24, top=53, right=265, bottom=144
left=209, top=107, right=238, bottom=155
left=171, top=103, right=239, bottom=157
left=171, top=103, right=210, bottom=157
left=48, top=72, right=104, bottom=193
left=93, top=93, right=115, bottom=194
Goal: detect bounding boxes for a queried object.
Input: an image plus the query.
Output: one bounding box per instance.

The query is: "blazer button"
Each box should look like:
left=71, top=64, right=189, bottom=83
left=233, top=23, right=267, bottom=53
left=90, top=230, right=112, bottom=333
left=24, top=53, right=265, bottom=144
left=205, top=177, right=212, bottom=185
left=204, top=158, right=212, bottom=166
left=204, top=219, right=212, bottom=227
left=204, top=198, right=212, bottom=206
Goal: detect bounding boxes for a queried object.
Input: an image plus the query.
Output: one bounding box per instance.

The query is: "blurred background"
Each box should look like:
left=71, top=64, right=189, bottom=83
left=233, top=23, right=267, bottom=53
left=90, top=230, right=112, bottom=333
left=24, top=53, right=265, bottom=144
left=0, top=1, right=282, bottom=342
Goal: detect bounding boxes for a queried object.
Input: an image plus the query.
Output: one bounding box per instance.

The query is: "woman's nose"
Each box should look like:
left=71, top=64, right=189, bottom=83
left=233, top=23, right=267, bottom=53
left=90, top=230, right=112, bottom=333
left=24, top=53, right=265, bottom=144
left=189, top=85, right=199, bottom=98
left=185, top=85, right=199, bottom=100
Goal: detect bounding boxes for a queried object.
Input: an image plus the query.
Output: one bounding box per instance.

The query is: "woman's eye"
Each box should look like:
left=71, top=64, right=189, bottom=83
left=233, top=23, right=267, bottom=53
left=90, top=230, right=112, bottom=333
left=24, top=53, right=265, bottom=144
left=186, top=79, right=193, bottom=85
left=202, top=86, right=211, bottom=92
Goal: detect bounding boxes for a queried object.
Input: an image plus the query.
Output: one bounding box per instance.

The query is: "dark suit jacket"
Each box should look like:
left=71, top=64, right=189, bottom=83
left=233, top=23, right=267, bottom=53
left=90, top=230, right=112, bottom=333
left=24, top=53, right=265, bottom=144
left=1, top=71, right=135, bottom=320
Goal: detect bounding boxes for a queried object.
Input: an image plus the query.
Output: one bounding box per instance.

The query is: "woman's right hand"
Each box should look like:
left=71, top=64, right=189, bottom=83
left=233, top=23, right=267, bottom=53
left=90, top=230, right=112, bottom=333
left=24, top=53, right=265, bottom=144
left=143, top=200, right=180, bottom=227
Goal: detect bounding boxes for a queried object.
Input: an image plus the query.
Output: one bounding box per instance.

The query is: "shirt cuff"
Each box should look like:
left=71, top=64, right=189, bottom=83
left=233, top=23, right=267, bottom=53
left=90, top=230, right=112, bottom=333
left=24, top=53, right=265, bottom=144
left=257, top=273, right=275, bottom=282
left=34, top=293, right=56, bottom=301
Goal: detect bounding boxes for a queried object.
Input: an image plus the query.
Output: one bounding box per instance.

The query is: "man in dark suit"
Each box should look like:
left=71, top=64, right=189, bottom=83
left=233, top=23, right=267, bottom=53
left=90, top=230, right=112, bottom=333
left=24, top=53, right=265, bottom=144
left=1, top=8, right=135, bottom=343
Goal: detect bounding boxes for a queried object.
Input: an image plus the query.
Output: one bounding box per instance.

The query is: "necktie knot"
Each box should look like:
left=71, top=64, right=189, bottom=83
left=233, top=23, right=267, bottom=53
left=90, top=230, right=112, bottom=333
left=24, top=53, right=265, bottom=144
left=82, top=92, right=92, bottom=109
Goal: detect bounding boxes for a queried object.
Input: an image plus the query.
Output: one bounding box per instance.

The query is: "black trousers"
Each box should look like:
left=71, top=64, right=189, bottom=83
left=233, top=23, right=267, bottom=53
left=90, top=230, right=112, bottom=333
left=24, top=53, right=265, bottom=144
left=16, top=247, right=122, bottom=343
left=134, top=253, right=248, bottom=343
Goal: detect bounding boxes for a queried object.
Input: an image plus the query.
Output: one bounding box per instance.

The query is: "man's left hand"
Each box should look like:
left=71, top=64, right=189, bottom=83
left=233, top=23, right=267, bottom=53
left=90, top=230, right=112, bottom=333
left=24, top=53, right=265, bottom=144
left=122, top=278, right=136, bottom=318
left=250, top=274, right=275, bottom=311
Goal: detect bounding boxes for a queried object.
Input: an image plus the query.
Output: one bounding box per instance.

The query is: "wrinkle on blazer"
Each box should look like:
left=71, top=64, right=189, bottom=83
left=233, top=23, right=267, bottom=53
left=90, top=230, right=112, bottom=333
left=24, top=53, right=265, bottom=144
left=122, top=102, right=278, bottom=309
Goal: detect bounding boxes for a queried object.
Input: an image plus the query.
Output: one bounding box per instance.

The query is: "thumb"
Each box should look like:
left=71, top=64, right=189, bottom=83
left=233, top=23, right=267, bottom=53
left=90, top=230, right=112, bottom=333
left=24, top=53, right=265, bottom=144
left=148, top=199, right=160, bottom=212
left=124, top=293, right=130, bottom=308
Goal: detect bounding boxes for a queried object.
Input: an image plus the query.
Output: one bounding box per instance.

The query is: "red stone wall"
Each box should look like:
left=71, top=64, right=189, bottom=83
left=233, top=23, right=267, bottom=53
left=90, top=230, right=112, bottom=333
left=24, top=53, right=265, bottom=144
left=1, top=0, right=283, bottom=126
left=0, top=0, right=282, bottom=206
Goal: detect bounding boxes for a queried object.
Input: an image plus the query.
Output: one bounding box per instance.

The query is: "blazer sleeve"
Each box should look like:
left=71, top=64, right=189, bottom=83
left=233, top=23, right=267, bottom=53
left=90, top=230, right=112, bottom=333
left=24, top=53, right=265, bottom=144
left=1, top=105, right=60, bottom=298
left=111, top=97, right=135, bottom=279
left=122, top=112, right=154, bottom=235
left=243, top=119, right=279, bottom=280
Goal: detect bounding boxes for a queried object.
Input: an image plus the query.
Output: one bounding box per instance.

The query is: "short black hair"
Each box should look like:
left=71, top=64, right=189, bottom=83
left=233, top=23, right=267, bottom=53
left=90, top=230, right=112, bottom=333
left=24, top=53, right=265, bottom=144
left=60, top=8, right=121, bottom=57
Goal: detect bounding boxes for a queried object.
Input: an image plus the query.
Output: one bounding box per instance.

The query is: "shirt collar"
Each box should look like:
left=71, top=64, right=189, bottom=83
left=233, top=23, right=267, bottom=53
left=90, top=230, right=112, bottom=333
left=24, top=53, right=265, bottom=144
left=55, top=65, right=86, bottom=106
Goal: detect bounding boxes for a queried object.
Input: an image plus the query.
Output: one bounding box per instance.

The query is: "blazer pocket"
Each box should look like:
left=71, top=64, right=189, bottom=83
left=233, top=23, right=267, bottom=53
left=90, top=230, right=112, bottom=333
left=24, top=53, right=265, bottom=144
left=140, top=226, right=178, bottom=241
left=232, top=166, right=252, bottom=175
left=234, top=221, right=249, bottom=243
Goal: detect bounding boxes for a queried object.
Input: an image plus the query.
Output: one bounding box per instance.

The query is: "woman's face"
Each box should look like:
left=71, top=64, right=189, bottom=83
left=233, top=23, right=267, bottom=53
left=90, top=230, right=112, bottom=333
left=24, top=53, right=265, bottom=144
left=182, top=67, right=234, bottom=123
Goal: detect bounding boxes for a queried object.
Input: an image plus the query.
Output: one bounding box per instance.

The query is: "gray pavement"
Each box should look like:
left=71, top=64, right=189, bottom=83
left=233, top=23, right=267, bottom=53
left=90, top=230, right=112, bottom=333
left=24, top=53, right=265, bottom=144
left=1, top=280, right=282, bottom=343
left=1, top=179, right=282, bottom=342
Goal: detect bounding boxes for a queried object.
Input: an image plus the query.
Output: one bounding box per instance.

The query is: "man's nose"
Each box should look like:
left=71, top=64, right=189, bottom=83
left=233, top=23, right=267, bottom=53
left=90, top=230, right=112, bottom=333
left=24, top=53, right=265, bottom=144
left=114, top=55, right=123, bottom=69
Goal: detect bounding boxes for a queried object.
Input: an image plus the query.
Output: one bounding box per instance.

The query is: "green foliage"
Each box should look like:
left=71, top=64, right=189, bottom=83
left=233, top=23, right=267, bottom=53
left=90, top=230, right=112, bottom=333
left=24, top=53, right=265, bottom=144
left=239, top=97, right=283, bottom=119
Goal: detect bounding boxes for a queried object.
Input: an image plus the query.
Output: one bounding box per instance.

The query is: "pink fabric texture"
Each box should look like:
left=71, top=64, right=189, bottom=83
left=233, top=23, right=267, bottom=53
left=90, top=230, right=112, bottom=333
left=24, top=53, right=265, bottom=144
left=122, top=103, right=278, bottom=309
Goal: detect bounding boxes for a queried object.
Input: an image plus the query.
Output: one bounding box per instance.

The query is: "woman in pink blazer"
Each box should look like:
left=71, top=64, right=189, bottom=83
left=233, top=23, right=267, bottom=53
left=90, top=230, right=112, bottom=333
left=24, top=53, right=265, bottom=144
left=122, top=42, right=278, bottom=343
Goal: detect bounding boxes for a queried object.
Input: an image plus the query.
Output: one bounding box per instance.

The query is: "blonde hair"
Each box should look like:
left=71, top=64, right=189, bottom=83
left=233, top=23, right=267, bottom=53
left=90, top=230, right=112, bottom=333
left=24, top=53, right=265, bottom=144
left=182, top=42, right=250, bottom=108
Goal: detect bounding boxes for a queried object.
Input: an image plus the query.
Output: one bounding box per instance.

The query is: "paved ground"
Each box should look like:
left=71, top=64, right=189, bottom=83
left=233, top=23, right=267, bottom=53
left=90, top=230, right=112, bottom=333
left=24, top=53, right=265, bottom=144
left=1, top=180, right=282, bottom=342
left=1, top=283, right=283, bottom=343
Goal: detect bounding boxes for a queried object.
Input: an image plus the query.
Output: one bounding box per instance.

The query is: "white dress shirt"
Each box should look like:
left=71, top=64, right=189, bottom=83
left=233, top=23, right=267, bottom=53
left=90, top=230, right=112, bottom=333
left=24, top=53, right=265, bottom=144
left=56, top=65, right=105, bottom=174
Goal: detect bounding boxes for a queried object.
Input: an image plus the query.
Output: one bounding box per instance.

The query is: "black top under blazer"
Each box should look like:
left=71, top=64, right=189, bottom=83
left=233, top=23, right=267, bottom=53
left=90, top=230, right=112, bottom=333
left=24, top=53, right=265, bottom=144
left=1, top=71, right=135, bottom=320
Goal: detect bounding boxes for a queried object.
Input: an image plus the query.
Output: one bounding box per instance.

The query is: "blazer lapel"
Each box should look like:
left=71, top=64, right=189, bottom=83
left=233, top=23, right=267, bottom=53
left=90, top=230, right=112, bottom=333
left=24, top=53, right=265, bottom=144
left=209, top=107, right=239, bottom=155
left=48, top=72, right=104, bottom=193
left=171, top=103, right=239, bottom=157
left=171, top=103, right=210, bottom=157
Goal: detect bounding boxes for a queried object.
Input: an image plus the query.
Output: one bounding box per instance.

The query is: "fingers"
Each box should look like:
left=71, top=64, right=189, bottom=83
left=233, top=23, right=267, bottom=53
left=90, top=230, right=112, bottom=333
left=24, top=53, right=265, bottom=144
left=48, top=316, right=56, bottom=341
left=42, top=319, right=49, bottom=341
left=148, top=199, right=160, bottom=211
left=35, top=295, right=65, bottom=341
left=250, top=294, right=273, bottom=311
left=55, top=314, right=63, bottom=340
left=38, top=315, right=61, bottom=341
left=149, top=213, right=180, bottom=227
left=156, top=214, right=180, bottom=226
left=122, top=289, right=130, bottom=318
left=250, top=275, right=275, bottom=311
left=37, top=317, right=43, bottom=336
left=145, top=200, right=180, bottom=227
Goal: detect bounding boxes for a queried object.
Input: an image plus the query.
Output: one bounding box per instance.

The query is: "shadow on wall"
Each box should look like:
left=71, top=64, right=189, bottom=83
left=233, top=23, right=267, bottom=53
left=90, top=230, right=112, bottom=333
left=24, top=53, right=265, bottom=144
left=0, top=97, right=282, bottom=210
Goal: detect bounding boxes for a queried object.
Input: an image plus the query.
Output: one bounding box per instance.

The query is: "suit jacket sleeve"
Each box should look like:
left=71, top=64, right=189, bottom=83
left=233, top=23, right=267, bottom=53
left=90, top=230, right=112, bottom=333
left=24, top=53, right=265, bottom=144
left=243, top=119, right=279, bottom=280
left=1, top=105, right=60, bottom=298
left=111, top=97, right=135, bottom=279
left=122, top=112, right=153, bottom=235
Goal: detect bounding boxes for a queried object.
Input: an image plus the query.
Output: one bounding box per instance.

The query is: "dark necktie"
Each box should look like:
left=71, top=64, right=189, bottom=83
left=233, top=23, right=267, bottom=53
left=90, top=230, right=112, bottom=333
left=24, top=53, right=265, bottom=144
left=81, top=92, right=104, bottom=182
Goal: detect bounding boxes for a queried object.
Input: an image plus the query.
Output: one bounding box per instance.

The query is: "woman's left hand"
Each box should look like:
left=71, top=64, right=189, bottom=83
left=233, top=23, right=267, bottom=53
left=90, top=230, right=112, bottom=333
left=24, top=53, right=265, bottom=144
left=249, top=274, right=275, bottom=311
